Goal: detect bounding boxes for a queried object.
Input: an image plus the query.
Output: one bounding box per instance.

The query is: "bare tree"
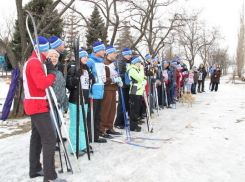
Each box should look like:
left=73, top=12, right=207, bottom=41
left=0, top=0, right=75, bottom=118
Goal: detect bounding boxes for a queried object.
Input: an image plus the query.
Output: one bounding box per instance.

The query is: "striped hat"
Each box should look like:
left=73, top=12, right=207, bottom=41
left=176, top=57, right=181, bottom=61
left=163, top=60, right=168, bottom=64
left=131, top=56, right=141, bottom=64
left=106, top=45, right=117, bottom=55
left=171, top=60, right=177, bottom=65
left=93, top=42, right=105, bottom=53
left=145, top=54, right=152, bottom=61
left=49, top=36, right=63, bottom=49
left=122, top=48, right=132, bottom=56
left=79, top=49, right=88, bottom=58
left=33, top=36, right=49, bottom=52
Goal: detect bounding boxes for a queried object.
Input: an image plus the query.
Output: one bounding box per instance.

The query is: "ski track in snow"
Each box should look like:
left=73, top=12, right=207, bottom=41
left=0, top=75, right=245, bottom=182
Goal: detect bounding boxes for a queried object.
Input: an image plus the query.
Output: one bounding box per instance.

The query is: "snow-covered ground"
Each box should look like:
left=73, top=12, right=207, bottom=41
left=0, top=75, right=245, bottom=182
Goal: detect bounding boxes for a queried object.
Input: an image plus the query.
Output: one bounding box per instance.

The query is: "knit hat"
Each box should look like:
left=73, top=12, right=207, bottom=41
left=163, top=60, right=168, bottom=64
left=212, top=64, right=216, bottom=67
left=79, top=49, right=88, bottom=58
left=182, top=63, right=187, bottom=67
left=93, top=42, right=105, bottom=53
left=152, top=58, right=157, bottom=63
left=171, top=60, right=177, bottom=65
left=46, top=49, right=60, bottom=58
left=145, top=54, right=152, bottom=61
left=106, top=45, right=116, bottom=55
left=122, top=48, right=132, bottom=56
left=131, top=56, right=141, bottom=64
left=33, top=36, right=49, bottom=52
left=176, top=57, right=181, bottom=61
left=180, top=60, right=183, bottom=63
left=176, top=64, right=181, bottom=68
left=49, top=36, right=63, bottom=49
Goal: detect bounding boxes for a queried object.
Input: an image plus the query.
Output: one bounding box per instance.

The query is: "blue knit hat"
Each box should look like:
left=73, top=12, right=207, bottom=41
left=213, top=64, right=216, bottom=67
left=163, top=60, right=168, bottom=64
left=145, top=54, right=152, bottom=61
left=171, top=60, right=177, bottom=65
left=49, top=36, right=63, bottom=49
left=151, top=58, right=156, bottom=63
left=156, top=56, right=161, bottom=61
left=106, top=45, right=116, bottom=55
left=79, top=49, right=88, bottom=59
left=93, top=42, right=105, bottom=53
left=131, top=56, right=141, bottom=64
left=122, top=48, right=132, bottom=56
left=33, top=36, right=49, bottom=52
left=176, top=64, right=181, bottom=68
left=176, top=57, right=181, bottom=61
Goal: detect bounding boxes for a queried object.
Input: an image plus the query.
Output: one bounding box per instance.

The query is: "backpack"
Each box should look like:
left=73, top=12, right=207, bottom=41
left=125, top=67, right=139, bottom=85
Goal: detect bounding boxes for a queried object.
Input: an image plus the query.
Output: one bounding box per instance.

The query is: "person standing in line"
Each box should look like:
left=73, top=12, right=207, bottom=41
left=211, top=67, right=221, bottom=92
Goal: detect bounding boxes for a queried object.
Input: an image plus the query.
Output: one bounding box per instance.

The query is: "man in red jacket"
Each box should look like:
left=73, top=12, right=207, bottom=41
left=23, top=36, right=66, bottom=182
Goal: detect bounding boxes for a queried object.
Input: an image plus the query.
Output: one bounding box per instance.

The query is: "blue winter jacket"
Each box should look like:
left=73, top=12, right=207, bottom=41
left=87, top=53, right=105, bottom=99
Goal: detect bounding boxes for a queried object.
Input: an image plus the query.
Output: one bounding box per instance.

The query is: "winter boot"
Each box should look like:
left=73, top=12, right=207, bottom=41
left=106, top=128, right=122, bottom=135
left=99, top=131, right=114, bottom=139
left=130, top=125, right=141, bottom=132
left=30, top=169, right=44, bottom=178
left=46, top=178, right=67, bottom=182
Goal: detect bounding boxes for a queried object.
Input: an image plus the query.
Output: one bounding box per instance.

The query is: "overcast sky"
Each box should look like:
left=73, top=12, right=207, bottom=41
left=0, top=0, right=244, bottom=58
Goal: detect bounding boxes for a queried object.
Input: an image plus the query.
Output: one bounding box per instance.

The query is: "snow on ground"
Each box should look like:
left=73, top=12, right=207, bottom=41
left=0, top=75, right=245, bottom=182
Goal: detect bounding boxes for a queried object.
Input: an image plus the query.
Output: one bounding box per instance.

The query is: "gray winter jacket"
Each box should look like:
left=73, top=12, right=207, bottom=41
left=117, top=55, right=131, bottom=88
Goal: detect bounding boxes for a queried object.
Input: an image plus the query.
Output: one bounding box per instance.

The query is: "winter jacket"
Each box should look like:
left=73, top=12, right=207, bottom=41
left=51, top=65, right=68, bottom=111
left=209, top=67, right=216, bottom=76
left=198, top=66, right=207, bottom=80
left=211, top=70, right=221, bottom=83
left=87, top=53, right=105, bottom=99
left=23, top=51, right=56, bottom=115
left=128, top=64, right=145, bottom=95
left=151, top=66, right=162, bottom=84
left=104, top=58, right=119, bottom=91
left=162, top=66, right=172, bottom=84
left=170, top=66, right=177, bottom=81
left=117, top=55, right=131, bottom=88
left=193, top=70, right=199, bottom=83
left=66, top=61, right=89, bottom=105
left=176, top=69, right=187, bottom=87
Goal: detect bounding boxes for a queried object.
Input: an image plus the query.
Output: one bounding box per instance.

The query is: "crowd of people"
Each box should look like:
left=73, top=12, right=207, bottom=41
left=23, top=36, right=221, bottom=182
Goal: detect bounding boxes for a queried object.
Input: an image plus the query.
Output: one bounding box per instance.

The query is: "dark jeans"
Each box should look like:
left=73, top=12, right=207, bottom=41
left=164, top=83, right=171, bottom=105
left=130, top=94, right=142, bottom=129
left=30, top=112, right=57, bottom=181
left=87, top=99, right=102, bottom=142
left=171, top=80, right=175, bottom=103
left=211, top=82, right=219, bottom=91
left=157, top=85, right=163, bottom=106
left=198, top=79, right=205, bottom=91
left=114, top=87, right=130, bottom=127
left=191, top=83, right=197, bottom=93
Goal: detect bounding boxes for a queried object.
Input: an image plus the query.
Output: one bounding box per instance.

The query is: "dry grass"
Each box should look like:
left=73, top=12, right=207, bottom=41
left=0, top=121, right=31, bottom=139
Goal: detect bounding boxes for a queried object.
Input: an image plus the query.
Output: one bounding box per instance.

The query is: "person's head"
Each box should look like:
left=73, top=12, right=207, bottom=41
left=153, top=58, right=158, bottom=66
left=131, top=56, right=142, bottom=67
left=180, top=60, right=184, bottom=65
left=163, top=60, right=168, bottom=68
left=200, top=64, right=204, bottom=68
left=216, top=67, right=220, bottom=71
left=171, top=60, right=177, bottom=67
left=46, top=49, right=60, bottom=66
left=145, top=54, right=152, bottom=63
left=65, top=54, right=71, bottom=61
left=33, top=36, right=49, bottom=56
left=79, top=49, right=88, bottom=64
left=182, top=63, right=187, bottom=68
left=93, top=42, right=106, bottom=58
left=176, top=57, right=181, bottom=63
left=49, top=36, right=64, bottom=53
left=212, top=64, right=216, bottom=69
left=122, top=48, right=132, bottom=60
left=176, top=64, right=181, bottom=70
left=106, top=46, right=117, bottom=62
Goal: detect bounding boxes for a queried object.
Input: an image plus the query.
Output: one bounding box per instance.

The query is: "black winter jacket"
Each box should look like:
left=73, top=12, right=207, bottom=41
left=66, top=61, right=90, bottom=105
left=117, top=55, right=131, bottom=88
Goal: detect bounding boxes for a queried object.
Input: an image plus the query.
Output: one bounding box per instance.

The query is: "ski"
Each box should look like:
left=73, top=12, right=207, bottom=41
left=143, top=90, right=153, bottom=132
left=73, top=36, right=91, bottom=160
left=109, top=139, right=160, bottom=149
left=130, top=136, right=171, bottom=141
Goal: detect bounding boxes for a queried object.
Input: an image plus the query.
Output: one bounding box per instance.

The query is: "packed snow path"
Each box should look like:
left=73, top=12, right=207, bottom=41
left=0, top=75, right=245, bottom=182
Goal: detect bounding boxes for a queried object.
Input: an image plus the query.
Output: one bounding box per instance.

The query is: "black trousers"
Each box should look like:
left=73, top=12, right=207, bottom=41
left=130, top=94, right=142, bottom=129
left=211, top=82, right=219, bottom=91
left=198, top=80, right=205, bottom=91
left=87, top=99, right=102, bottom=142
left=164, top=84, right=171, bottom=105
left=114, top=87, right=130, bottom=127
left=29, top=112, right=57, bottom=181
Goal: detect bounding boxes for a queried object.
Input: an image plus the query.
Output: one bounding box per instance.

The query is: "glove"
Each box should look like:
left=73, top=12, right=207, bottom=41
left=113, top=77, right=122, bottom=83
left=75, top=69, right=82, bottom=78
left=71, top=77, right=79, bottom=86
left=117, top=80, right=123, bottom=87
left=89, top=73, right=96, bottom=85
left=142, top=80, right=147, bottom=86
left=146, top=70, right=152, bottom=76
left=45, top=60, right=55, bottom=75
left=57, top=63, right=64, bottom=73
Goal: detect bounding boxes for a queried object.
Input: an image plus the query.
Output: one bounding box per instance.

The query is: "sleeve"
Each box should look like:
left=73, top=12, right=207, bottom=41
left=66, top=64, right=76, bottom=91
left=28, top=60, right=55, bottom=90
left=118, top=59, right=125, bottom=80
left=129, top=68, right=144, bottom=83
left=104, top=66, right=113, bottom=85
